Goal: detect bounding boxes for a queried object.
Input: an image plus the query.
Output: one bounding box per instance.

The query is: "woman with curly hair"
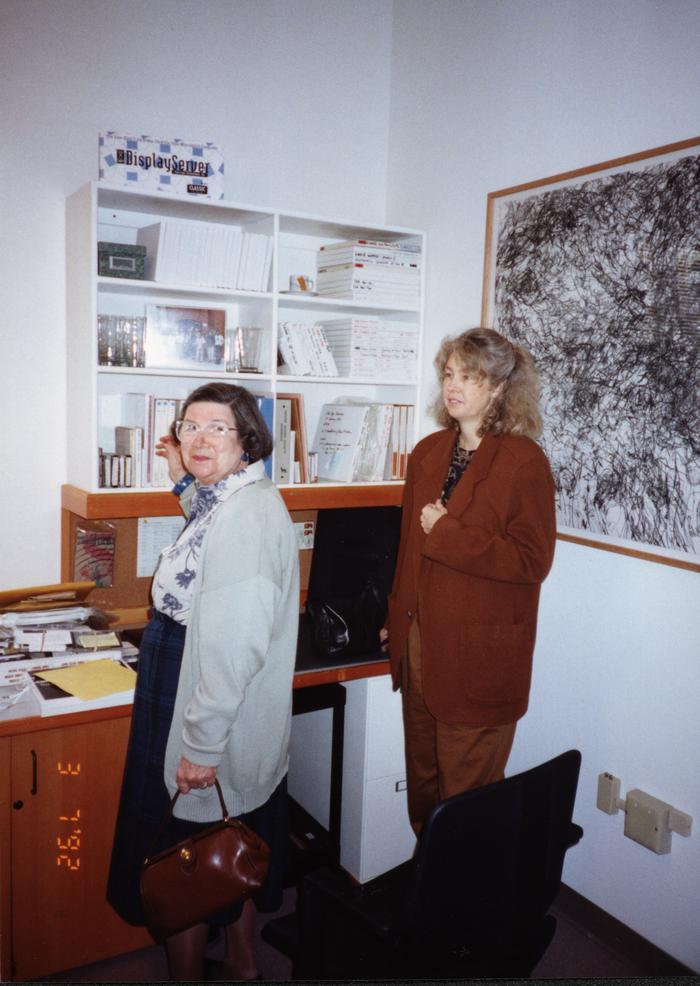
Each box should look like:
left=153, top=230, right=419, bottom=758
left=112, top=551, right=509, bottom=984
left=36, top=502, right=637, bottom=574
left=384, top=327, right=556, bottom=834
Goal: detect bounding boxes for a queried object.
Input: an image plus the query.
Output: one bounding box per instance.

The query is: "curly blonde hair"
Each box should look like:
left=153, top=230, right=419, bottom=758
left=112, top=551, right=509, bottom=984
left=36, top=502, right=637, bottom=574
left=429, top=327, right=543, bottom=438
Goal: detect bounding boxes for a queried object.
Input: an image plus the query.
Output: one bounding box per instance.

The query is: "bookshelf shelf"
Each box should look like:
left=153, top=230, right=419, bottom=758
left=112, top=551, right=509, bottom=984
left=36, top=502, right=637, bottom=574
left=278, top=293, right=421, bottom=315
left=98, top=365, right=274, bottom=383
left=98, top=275, right=275, bottom=302
left=277, top=374, right=416, bottom=387
left=62, top=481, right=405, bottom=520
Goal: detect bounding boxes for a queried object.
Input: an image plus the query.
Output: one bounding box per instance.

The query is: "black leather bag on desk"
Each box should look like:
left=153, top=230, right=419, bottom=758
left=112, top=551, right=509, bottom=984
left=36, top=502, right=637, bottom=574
left=307, top=578, right=386, bottom=660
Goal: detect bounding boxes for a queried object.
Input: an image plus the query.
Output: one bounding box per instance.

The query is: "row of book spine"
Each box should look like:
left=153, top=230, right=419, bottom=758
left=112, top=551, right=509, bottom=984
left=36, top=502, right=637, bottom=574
left=317, top=317, right=418, bottom=379
left=136, top=220, right=272, bottom=292
left=312, top=401, right=415, bottom=484
left=99, top=450, right=137, bottom=488
left=278, top=317, right=418, bottom=380
left=98, top=393, right=274, bottom=488
left=99, top=394, right=184, bottom=488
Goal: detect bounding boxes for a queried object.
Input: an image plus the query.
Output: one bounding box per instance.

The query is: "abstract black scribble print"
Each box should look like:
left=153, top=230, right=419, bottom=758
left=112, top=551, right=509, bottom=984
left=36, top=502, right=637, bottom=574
left=494, top=152, right=700, bottom=555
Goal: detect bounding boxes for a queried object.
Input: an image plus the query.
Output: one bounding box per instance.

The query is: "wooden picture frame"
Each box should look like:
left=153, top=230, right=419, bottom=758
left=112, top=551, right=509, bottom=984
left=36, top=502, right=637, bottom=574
left=482, top=137, right=700, bottom=572
left=145, top=304, right=226, bottom=371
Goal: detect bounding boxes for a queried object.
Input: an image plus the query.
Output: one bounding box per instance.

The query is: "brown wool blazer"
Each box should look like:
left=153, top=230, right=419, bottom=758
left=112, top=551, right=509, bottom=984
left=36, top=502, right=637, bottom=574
left=387, top=428, right=556, bottom=726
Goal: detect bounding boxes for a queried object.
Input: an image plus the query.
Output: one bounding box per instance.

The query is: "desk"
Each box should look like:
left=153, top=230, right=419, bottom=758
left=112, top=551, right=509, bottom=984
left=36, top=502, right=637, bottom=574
left=0, top=651, right=390, bottom=981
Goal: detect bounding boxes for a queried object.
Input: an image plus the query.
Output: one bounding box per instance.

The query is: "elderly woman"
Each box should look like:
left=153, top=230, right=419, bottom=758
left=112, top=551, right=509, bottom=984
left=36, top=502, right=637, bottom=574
left=384, top=328, right=556, bottom=834
left=107, top=382, right=299, bottom=981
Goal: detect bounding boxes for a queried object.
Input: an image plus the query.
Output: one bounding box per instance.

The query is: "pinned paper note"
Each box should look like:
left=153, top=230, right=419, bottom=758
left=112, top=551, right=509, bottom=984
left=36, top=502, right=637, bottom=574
left=34, top=659, right=136, bottom=701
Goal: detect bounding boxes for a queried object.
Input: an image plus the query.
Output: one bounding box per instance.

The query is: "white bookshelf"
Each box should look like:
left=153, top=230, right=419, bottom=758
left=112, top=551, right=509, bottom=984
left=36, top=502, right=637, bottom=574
left=66, top=181, right=425, bottom=493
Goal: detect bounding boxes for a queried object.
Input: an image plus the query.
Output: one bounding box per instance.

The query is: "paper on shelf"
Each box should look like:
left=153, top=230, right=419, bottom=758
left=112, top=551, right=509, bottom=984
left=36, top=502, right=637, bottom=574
left=137, top=516, right=186, bottom=577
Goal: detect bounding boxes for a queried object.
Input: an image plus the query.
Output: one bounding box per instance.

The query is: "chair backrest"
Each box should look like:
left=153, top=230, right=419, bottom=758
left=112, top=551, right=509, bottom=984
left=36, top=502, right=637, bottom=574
left=405, top=749, right=582, bottom=954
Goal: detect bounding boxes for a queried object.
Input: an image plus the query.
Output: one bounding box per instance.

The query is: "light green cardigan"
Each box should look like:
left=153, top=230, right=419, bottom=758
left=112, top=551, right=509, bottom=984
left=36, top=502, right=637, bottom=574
left=164, top=473, right=299, bottom=821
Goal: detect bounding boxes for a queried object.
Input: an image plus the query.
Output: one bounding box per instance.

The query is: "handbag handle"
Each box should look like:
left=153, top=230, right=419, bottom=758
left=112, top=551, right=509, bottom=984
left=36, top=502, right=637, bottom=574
left=144, top=778, right=230, bottom=865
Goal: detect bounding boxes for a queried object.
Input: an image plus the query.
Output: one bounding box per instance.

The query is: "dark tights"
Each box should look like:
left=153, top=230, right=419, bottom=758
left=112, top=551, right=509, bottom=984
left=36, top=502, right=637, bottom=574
left=165, top=899, right=259, bottom=981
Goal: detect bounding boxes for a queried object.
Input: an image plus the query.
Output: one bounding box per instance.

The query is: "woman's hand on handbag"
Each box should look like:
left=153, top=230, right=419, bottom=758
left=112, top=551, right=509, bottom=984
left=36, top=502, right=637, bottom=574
left=420, top=499, right=448, bottom=534
left=176, top=756, right=218, bottom=794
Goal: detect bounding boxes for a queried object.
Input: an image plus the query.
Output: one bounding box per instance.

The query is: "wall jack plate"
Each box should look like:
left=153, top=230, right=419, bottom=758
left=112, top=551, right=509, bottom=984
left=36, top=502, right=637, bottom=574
left=597, top=772, right=622, bottom=814
left=597, top=774, right=693, bottom=854
left=624, top=789, right=673, bottom=854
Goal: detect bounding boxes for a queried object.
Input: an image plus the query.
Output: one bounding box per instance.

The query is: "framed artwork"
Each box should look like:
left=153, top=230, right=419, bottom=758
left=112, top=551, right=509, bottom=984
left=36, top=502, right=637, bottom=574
left=482, top=137, right=700, bottom=571
left=145, top=305, right=226, bottom=371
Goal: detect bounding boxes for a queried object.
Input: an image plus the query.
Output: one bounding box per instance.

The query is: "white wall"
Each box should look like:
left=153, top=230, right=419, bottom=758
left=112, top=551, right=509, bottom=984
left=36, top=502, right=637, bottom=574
left=387, top=0, right=700, bottom=970
left=0, top=0, right=393, bottom=588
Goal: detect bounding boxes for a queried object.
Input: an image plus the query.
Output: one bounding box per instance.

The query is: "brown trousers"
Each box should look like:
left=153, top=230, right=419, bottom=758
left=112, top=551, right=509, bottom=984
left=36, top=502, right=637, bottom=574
left=401, top=619, right=516, bottom=834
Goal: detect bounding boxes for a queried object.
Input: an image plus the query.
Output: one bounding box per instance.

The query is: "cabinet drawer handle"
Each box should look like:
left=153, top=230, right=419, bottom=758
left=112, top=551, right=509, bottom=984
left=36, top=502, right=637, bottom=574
left=31, top=749, right=38, bottom=795
left=395, top=779, right=407, bottom=792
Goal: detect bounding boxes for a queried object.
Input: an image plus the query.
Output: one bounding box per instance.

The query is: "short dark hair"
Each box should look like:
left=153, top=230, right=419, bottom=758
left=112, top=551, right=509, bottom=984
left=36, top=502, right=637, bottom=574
left=173, top=382, right=273, bottom=464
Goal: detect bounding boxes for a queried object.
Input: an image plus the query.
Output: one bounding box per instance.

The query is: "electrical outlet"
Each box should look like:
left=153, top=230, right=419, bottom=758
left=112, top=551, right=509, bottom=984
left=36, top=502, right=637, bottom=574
left=597, top=772, right=621, bottom=814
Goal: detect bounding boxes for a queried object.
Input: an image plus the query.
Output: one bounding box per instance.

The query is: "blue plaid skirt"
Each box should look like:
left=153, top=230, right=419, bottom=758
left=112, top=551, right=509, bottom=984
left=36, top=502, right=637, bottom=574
left=107, top=610, right=288, bottom=928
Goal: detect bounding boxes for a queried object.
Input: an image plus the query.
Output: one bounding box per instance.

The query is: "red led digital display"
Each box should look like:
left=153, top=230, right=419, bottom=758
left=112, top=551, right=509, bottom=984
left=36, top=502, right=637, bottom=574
left=56, top=761, right=81, bottom=871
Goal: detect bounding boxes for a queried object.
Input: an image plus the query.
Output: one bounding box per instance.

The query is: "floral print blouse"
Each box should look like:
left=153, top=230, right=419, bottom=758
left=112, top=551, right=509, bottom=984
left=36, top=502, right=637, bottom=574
left=151, top=462, right=262, bottom=625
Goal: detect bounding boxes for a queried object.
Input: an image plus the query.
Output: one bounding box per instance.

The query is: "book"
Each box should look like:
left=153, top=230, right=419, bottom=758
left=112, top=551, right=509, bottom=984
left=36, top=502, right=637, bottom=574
left=277, top=393, right=309, bottom=483
left=352, top=403, right=394, bottom=482
left=115, top=426, right=143, bottom=487
left=254, top=393, right=274, bottom=479
left=404, top=404, right=415, bottom=477
left=274, top=398, right=293, bottom=484
left=316, top=239, right=422, bottom=308
left=312, top=403, right=371, bottom=483
left=318, top=239, right=421, bottom=268
left=151, top=398, right=178, bottom=487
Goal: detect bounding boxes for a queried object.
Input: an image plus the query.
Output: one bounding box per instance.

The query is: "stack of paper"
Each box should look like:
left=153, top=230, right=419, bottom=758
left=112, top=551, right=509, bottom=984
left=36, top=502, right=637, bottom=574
left=316, top=317, right=418, bottom=380
left=31, top=658, right=137, bottom=717
left=316, top=239, right=421, bottom=306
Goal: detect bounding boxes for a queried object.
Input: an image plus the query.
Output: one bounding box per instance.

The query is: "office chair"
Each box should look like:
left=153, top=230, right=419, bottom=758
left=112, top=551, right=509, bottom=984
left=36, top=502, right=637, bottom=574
left=262, top=748, right=583, bottom=979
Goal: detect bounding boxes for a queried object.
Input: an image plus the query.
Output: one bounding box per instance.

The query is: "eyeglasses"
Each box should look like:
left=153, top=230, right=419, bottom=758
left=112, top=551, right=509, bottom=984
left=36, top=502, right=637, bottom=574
left=175, top=420, right=238, bottom=441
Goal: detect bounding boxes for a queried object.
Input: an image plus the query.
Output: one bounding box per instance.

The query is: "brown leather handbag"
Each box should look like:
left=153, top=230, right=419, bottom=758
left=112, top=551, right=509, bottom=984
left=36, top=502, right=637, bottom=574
left=140, top=780, right=270, bottom=941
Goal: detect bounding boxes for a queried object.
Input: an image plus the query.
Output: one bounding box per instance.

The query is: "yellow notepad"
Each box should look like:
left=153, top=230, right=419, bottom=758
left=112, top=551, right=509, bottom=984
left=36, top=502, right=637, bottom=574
left=35, top=659, right=136, bottom=701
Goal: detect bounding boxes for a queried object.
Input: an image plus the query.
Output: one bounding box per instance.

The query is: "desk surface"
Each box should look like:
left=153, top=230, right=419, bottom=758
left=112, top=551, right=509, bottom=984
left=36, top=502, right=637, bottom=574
left=0, top=630, right=390, bottom=738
